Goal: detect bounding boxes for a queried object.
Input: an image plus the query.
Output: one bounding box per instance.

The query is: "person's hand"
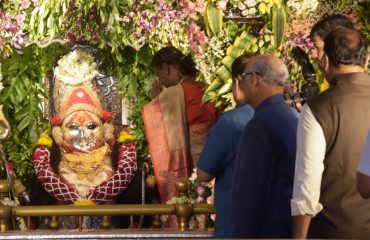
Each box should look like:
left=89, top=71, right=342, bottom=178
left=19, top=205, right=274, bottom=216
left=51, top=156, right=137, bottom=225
left=295, top=102, right=303, bottom=113
left=151, top=79, right=163, bottom=99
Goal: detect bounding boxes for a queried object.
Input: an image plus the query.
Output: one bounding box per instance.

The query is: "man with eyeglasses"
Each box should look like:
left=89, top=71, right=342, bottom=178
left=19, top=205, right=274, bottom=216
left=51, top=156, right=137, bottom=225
left=196, top=55, right=255, bottom=238
left=229, top=54, right=298, bottom=238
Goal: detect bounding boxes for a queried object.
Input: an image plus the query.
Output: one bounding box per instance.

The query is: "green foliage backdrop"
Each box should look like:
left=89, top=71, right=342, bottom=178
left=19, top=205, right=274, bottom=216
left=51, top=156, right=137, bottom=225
left=0, top=0, right=368, bottom=183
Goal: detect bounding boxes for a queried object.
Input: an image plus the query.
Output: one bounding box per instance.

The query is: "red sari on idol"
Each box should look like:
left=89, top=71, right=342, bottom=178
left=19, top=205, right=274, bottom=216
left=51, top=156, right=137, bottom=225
left=142, top=80, right=218, bottom=205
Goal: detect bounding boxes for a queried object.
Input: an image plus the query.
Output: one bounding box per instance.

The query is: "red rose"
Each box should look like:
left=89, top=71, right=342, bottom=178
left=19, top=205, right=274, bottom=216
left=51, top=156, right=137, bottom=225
left=102, top=111, right=113, bottom=122
left=50, top=116, right=62, bottom=126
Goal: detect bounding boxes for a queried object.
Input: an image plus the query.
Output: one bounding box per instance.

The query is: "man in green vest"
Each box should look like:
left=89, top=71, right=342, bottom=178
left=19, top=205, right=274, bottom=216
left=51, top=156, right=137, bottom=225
left=291, top=28, right=370, bottom=238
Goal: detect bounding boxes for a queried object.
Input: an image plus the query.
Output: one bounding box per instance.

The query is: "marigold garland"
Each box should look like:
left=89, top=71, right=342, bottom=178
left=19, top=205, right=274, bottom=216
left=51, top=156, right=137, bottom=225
left=35, top=133, right=53, bottom=148
left=117, top=130, right=134, bottom=144
left=73, top=199, right=96, bottom=206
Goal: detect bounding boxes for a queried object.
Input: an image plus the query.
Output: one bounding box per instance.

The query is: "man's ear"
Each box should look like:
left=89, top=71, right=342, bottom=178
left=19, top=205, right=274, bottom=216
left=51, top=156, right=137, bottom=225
left=320, top=54, right=329, bottom=72
left=235, top=78, right=241, bottom=90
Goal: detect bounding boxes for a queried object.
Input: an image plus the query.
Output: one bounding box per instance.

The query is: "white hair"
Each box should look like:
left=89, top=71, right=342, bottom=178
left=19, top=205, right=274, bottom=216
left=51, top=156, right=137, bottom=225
left=248, top=55, right=289, bottom=86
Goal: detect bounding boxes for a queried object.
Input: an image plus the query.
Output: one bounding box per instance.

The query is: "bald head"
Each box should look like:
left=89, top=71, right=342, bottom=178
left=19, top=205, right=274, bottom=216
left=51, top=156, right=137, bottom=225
left=324, top=28, right=368, bottom=68
left=247, top=54, right=289, bottom=86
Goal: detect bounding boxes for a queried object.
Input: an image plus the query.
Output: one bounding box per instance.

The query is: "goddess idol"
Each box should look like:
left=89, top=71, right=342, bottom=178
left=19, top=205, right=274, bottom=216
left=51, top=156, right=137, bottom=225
left=32, top=49, right=137, bottom=204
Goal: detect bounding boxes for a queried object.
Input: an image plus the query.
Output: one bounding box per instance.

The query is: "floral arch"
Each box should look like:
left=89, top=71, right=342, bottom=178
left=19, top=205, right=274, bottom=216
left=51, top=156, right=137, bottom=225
left=0, top=0, right=368, bottom=185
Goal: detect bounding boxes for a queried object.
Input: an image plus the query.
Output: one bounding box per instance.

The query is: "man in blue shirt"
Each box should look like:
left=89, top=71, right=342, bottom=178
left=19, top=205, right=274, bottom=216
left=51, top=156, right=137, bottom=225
left=229, top=54, right=298, bottom=238
left=197, top=55, right=254, bottom=238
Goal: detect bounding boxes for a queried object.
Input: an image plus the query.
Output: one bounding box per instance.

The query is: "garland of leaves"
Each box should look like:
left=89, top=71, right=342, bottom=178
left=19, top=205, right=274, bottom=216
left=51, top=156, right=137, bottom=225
left=0, top=45, right=66, bottom=181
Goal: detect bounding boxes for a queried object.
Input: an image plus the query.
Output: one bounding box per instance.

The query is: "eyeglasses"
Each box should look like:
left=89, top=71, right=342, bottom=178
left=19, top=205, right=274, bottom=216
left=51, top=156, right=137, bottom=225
left=239, top=71, right=262, bottom=78
left=235, top=71, right=263, bottom=82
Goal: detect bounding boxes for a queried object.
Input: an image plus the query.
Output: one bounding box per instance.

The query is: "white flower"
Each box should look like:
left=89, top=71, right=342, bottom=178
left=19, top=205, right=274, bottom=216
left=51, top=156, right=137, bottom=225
left=241, top=9, right=249, bottom=16
left=217, top=0, right=227, bottom=10
left=54, top=50, right=99, bottom=86
left=287, top=0, right=318, bottom=15
left=249, top=7, right=257, bottom=15
left=238, top=2, right=246, bottom=10
left=189, top=168, right=198, bottom=181
left=244, top=0, right=256, bottom=7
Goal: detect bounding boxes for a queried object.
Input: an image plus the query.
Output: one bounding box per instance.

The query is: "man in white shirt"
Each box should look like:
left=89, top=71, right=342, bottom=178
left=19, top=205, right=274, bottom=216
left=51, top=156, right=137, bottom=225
left=357, top=130, right=370, bottom=198
left=291, top=27, right=370, bottom=238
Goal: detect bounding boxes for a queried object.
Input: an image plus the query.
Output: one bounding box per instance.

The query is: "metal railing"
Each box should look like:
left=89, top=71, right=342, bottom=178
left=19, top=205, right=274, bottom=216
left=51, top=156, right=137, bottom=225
left=0, top=179, right=215, bottom=233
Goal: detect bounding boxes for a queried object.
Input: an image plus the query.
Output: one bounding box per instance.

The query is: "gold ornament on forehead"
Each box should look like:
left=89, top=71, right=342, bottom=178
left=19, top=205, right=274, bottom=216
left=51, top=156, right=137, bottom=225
left=53, top=50, right=105, bottom=118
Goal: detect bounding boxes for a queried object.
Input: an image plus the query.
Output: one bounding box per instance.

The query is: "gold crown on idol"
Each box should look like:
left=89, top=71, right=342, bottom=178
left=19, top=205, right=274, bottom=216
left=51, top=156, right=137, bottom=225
left=51, top=49, right=115, bottom=147
left=52, top=49, right=108, bottom=122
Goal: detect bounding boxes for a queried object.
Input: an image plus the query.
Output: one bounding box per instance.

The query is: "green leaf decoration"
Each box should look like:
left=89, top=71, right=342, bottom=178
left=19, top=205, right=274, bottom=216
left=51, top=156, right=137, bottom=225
left=17, top=115, right=31, bottom=133
left=205, top=77, right=223, bottom=93
left=204, top=1, right=223, bottom=37
left=202, top=92, right=216, bottom=103
left=272, top=6, right=286, bottom=50
left=221, top=56, right=235, bottom=71
left=204, top=31, right=257, bottom=104
left=218, top=82, right=232, bottom=95
left=124, top=0, right=134, bottom=7
left=216, top=66, right=231, bottom=82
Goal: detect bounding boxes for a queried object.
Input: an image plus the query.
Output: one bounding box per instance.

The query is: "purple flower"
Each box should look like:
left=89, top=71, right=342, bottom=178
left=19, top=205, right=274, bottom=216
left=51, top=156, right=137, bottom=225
left=6, top=24, right=18, bottom=32
left=17, top=36, right=24, bottom=45
left=196, top=186, right=205, bottom=196
left=91, top=35, right=98, bottom=43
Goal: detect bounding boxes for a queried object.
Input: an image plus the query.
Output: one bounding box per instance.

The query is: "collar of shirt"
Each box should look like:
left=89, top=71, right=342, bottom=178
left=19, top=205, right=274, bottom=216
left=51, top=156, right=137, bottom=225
left=254, top=94, right=285, bottom=114
left=330, top=72, right=370, bottom=86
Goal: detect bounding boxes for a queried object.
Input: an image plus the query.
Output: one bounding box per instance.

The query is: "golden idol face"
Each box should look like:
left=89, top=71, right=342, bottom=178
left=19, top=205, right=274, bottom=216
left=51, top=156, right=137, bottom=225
left=61, top=110, right=104, bottom=151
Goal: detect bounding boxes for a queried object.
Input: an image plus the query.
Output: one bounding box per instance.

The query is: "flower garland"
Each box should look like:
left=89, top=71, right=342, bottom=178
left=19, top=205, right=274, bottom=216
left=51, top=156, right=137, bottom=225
left=73, top=199, right=96, bottom=207
left=34, top=132, right=53, bottom=148
left=54, top=49, right=99, bottom=86
left=32, top=136, right=138, bottom=204
left=117, top=130, right=134, bottom=144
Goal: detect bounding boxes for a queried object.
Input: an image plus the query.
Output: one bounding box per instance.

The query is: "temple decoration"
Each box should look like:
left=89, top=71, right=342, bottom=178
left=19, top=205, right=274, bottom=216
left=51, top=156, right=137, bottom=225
left=32, top=49, right=137, bottom=204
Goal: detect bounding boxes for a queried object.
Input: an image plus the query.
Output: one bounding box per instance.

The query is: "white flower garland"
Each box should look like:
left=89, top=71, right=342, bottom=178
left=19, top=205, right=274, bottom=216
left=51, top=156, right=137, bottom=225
left=54, top=50, right=99, bottom=86
left=287, top=0, right=318, bottom=15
